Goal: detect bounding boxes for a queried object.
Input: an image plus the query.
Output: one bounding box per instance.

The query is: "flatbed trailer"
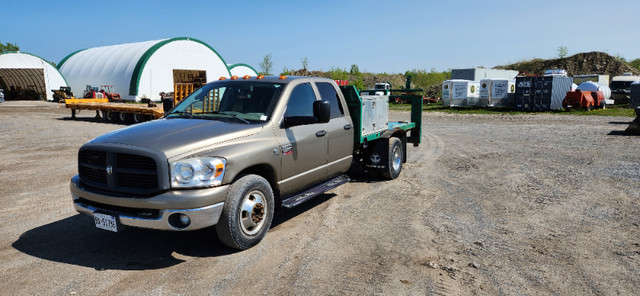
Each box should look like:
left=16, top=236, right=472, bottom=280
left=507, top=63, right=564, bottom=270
left=64, top=98, right=164, bottom=123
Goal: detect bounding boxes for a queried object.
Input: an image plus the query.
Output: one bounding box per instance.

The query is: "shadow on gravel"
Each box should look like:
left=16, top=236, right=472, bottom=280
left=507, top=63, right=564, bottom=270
left=57, top=116, right=129, bottom=126
left=12, top=214, right=233, bottom=271
left=608, top=131, right=628, bottom=136
left=272, top=193, right=337, bottom=228
left=13, top=194, right=343, bottom=270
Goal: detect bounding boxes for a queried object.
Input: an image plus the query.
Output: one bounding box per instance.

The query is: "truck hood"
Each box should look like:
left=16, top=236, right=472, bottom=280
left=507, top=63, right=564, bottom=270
left=89, top=118, right=264, bottom=159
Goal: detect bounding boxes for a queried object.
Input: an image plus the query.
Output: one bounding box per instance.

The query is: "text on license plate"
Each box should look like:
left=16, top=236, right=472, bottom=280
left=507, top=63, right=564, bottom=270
left=94, top=212, right=118, bottom=232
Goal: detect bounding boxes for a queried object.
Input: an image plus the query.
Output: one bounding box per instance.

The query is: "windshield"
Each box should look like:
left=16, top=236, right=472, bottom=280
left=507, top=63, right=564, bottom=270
left=166, top=81, right=284, bottom=123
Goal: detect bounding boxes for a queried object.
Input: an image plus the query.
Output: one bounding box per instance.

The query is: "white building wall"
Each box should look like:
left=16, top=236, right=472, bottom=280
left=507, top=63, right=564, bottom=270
left=136, top=40, right=230, bottom=101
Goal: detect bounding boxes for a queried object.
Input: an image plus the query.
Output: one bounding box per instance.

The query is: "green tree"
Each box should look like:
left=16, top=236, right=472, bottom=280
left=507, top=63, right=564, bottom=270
left=350, top=64, right=360, bottom=75
left=0, top=41, right=19, bottom=53
left=629, top=58, right=640, bottom=71
left=557, top=46, right=568, bottom=58
left=259, top=53, right=273, bottom=75
left=615, top=53, right=627, bottom=63
left=280, top=66, right=292, bottom=76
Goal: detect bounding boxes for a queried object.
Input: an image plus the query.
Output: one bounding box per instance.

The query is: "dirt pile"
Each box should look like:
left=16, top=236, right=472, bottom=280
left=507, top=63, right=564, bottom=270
left=495, top=51, right=639, bottom=77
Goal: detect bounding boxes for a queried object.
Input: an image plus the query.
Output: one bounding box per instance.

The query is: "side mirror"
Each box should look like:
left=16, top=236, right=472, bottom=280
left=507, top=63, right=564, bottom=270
left=314, top=100, right=330, bottom=123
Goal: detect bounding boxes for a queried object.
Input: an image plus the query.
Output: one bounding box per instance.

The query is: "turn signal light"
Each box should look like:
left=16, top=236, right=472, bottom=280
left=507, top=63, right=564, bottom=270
left=214, top=162, right=225, bottom=178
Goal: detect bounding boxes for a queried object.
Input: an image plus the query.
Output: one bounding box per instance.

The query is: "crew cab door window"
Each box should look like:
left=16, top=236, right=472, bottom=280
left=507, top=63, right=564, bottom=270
left=285, top=83, right=316, bottom=117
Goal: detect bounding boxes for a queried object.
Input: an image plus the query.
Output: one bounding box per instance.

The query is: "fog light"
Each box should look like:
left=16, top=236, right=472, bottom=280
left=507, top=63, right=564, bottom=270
left=179, top=214, right=190, bottom=225
left=168, top=213, right=191, bottom=229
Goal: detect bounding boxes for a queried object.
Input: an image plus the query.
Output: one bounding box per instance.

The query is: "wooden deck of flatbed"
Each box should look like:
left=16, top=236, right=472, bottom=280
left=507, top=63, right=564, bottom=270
left=64, top=99, right=164, bottom=120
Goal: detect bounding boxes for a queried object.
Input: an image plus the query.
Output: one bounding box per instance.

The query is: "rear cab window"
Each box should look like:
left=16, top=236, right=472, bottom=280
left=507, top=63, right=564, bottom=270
left=315, top=82, right=345, bottom=118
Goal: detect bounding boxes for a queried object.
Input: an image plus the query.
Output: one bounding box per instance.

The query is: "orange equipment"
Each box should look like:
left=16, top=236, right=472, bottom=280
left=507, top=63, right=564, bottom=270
left=562, top=90, right=606, bottom=111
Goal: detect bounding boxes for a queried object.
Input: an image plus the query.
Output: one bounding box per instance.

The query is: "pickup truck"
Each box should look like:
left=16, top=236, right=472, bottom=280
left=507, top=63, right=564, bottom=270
left=70, top=75, right=422, bottom=250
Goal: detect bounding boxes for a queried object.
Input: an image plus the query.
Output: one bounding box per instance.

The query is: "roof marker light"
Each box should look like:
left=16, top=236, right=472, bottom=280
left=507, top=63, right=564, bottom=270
left=219, top=76, right=227, bottom=80
left=231, top=75, right=239, bottom=80
left=279, top=75, right=287, bottom=80
left=243, top=75, right=251, bottom=79
left=256, top=75, right=265, bottom=80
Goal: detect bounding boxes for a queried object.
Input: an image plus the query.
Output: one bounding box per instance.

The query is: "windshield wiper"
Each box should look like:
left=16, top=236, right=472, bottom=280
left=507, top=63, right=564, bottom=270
left=167, top=110, right=192, bottom=118
left=212, top=111, right=250, bottom=124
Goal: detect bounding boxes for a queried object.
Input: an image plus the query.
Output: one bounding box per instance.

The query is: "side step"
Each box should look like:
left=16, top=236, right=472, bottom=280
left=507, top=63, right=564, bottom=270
left=281, top=174, right=350, bottom=208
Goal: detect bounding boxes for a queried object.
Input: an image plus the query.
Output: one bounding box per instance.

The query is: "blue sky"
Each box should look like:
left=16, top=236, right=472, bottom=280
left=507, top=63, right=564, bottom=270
left=2, top=0, right=639, bottom=74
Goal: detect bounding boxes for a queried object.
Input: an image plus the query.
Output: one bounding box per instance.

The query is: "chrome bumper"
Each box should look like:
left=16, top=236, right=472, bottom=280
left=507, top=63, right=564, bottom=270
left=70, top=175, right=227, bottom=231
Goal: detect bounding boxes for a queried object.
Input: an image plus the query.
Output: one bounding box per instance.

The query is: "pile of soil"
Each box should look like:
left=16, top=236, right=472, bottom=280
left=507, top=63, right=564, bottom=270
left=495, top=51, right=639, bottom=77
left=288, top=69, right=407, bottom=90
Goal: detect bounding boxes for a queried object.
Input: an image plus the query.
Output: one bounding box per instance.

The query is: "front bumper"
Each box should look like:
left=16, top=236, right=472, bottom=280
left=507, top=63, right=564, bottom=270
left=70, top=175, right=229, bottom=231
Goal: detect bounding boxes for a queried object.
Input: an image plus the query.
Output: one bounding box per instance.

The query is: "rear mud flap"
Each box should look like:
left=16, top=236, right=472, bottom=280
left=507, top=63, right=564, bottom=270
left=364, top=139, right=390, bottom=171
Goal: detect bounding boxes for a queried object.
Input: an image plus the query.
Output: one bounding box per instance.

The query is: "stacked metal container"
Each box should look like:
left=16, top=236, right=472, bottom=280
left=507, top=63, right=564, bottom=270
left=479, top=79, right=515, bottom=108
left=450, top=80, right=479, bottom=107
left=631, top=83, right=640, bottom=108
left=441, top=80, right=452, bottom=107
left=515, top=76, right=572, bottom=111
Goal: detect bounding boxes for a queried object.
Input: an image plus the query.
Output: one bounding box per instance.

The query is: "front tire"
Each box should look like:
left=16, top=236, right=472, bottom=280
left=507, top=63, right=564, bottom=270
left=217, top=174, right=274, bottom=250
left=380, top=137, right=403, bottom=180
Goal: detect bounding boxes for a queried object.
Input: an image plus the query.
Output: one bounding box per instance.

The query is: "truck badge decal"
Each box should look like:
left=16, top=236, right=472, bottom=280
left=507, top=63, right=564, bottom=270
left=106, top=165, right=113, bottom=175
left=281, top=144, right=293, bottom=156
left=370, top=153, right=381, bottom=164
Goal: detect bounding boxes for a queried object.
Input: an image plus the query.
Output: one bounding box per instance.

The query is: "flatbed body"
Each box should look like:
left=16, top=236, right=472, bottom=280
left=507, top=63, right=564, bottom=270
left=64, top=98, right=164, bottom=120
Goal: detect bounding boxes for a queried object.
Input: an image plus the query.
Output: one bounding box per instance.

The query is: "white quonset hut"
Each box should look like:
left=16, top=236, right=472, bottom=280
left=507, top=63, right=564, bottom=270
left=58, top=37, right=232, bottom=101
left=228, top=63, right=259, bottom=77
left=0, top=52, right=68, bottom=101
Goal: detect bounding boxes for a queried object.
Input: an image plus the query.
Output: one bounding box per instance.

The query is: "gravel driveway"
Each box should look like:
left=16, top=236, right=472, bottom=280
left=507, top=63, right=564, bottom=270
left=1, top=101, right=638, bottom=295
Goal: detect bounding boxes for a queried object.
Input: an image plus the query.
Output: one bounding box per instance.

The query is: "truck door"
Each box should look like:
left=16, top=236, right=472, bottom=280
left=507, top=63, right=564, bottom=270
left=276, top=82, right=329, bottom=195
left=315, top=82, right=353, bottom=177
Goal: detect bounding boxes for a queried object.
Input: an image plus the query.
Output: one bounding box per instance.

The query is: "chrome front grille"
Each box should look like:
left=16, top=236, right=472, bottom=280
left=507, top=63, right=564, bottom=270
left=78, top=148, right=164, bottom=196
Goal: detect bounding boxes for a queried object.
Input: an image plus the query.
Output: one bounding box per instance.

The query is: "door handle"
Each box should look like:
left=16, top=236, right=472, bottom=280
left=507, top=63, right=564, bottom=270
left=316, top=130, right=327, bottom=137
left=344, top=124, right=352, bottom=130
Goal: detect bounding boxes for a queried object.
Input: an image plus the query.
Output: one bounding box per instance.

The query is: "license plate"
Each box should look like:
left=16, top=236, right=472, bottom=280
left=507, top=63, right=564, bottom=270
left=94, top=212, right=118, bottom=232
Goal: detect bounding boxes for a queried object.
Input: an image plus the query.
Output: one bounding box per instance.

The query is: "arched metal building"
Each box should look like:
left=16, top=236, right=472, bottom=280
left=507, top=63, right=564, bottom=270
left=228, top=63, right=259, bottom=77
left=58, top=37, right=232, bottom=101
left=0, top=52, right=68, bottom=101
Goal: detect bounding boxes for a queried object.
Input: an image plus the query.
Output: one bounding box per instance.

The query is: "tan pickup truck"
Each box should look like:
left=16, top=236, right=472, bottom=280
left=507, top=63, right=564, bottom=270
left=70, top=76, right=422, bottom=249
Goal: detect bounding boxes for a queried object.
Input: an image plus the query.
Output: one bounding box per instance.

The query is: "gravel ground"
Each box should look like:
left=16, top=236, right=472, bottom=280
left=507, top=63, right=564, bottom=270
left=0, top=101, right=639, bottom=295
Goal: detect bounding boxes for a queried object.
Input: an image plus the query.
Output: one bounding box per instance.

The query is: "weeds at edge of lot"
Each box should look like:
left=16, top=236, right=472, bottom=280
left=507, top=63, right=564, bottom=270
left=389, top=102, right=636, bottom=117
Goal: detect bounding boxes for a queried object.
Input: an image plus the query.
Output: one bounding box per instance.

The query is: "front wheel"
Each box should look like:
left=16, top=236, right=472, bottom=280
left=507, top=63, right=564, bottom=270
left=380, top=137, right=403, bottom=180
left=216, top=174, right=274, bottom=250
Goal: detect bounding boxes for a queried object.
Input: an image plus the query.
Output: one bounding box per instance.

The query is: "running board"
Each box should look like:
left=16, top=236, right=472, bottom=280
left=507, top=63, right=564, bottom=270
left=281, top=174, right=350, bottom=208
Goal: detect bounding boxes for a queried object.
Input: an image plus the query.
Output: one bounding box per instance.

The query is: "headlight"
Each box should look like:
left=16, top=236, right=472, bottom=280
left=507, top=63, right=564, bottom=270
left=170, top=157, right=226, bottom=188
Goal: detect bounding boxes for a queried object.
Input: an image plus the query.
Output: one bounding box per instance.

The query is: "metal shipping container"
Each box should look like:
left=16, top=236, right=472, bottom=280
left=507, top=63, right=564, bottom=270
left=441, top=81, right=452, bottom=107
left=573, top=74, right=610, bottom=86
left=515, top=76, right=572, bottom=111
left=450, top=80, right=479, bottom=107
left=479, top=79, right=515, bottom=108
left=451, top=68, right=519, bottom=81
left=631, top=84, right=640, bottom=108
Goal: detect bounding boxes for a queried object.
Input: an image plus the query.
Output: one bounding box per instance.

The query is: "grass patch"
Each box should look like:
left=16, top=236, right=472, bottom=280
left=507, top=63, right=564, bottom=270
left=389, top=101, right=636, bottom=117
